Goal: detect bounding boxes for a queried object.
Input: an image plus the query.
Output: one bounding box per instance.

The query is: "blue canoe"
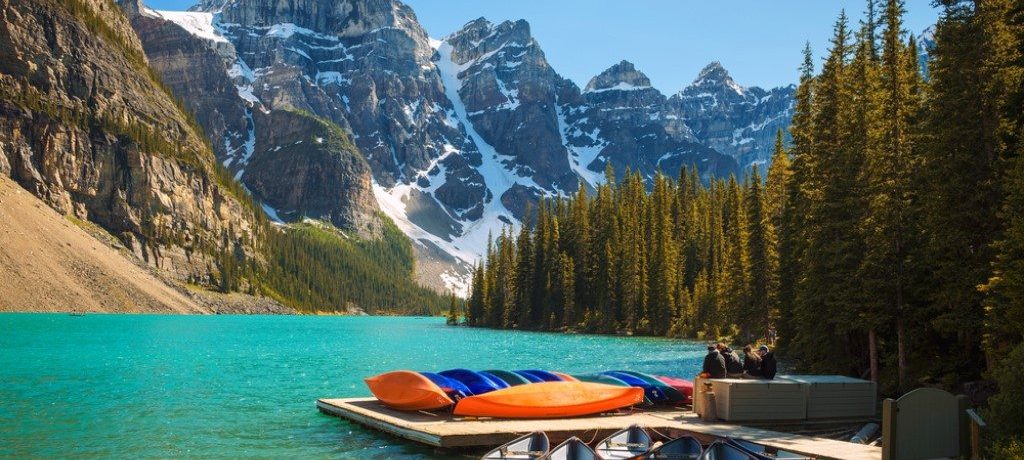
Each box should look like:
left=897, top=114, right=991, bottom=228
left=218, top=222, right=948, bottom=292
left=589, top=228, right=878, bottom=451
left=515, top=369, right=563, bottom=382
left=601, top=371, right=668, bottom=403
left=420, top=371, right=473, bottom=399
left=439, top=369, right=503, bottom=395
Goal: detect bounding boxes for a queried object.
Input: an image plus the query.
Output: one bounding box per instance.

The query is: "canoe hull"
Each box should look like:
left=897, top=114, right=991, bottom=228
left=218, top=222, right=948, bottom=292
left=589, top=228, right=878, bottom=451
left=454, top=381, right=644, bottom=419
left=364, top=370, right=454, bottom=411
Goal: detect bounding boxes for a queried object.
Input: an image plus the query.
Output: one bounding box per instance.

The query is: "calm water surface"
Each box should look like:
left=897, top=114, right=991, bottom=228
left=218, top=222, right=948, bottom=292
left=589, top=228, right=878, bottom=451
left=0, top=314, right=705, bottom=458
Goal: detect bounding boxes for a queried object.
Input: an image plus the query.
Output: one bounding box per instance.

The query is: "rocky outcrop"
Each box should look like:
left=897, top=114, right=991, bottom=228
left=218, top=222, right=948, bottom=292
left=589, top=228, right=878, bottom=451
left=244, top=109, right=381, bottom=237
left=667, top=62, right=795, bottom=168
left=0, top=0, right=260, bottom=283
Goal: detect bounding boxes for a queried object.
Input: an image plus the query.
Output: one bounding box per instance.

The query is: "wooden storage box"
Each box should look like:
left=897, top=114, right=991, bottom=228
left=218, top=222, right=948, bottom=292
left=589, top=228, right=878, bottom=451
left=710, top=379, right=807, bottom=422
left=784, top=375, right=877, bottom=419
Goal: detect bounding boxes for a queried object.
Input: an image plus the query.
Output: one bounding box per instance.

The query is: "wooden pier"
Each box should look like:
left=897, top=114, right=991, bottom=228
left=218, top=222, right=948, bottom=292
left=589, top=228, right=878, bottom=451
left=316, top=398, right=881, bottom=460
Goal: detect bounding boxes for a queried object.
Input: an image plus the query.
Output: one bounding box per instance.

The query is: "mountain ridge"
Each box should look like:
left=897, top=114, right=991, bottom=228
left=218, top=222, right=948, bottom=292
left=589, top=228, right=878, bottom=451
left=119, top=0, right=798, bottom=293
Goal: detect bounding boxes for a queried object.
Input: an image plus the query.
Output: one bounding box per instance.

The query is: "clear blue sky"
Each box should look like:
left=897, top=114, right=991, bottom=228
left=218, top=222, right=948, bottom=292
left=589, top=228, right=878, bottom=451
left=147, top=0, right=940, bottom=92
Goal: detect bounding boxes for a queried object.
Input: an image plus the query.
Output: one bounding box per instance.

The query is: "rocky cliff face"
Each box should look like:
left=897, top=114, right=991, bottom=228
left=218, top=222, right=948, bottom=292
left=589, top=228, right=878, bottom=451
left=0, top=0, right=260, bottom=283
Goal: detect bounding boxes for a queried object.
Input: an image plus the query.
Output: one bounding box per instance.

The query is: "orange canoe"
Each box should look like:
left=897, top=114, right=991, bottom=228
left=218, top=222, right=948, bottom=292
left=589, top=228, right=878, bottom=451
left=364, top=370, right=454, bottom=410
left=453, top=381, right=643, bottom=419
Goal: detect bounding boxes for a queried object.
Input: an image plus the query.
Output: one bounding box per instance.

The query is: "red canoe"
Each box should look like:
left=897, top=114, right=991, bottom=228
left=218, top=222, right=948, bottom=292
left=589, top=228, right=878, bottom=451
left=453, top=381, right=644, bottom=419
left=364, top=370, right=454, bottom=410
left=654, top=375, right=694, bottom=404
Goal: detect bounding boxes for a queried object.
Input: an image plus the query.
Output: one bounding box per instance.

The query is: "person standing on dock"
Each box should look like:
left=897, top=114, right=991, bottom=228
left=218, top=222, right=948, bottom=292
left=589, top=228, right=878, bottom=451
left=702, top=345, right=727, bottom=378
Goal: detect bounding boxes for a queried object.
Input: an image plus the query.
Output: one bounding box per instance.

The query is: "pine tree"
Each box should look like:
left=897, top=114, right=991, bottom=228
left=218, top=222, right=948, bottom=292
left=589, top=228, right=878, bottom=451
left=765, top=130, right=791, bottom=325
left=745, top=166, right=770, bottom=342
left=446, top=293, right=460, bottom=325
left=859, top=0, right=921, bottom=390
left=777, top=43, right=815, bottom=354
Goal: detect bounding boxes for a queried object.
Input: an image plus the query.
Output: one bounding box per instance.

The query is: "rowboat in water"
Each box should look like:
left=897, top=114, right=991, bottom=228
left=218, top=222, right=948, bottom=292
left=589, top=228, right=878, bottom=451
left=481, top=431, right=550, bottom=459
left=594, top=424, right=653, bottom=459
left=539, top=437, right=600, bottom=460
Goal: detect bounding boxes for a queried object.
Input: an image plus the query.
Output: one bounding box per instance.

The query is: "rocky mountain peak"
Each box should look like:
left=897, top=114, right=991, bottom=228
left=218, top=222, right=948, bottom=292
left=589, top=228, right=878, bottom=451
left=584, top=60, right=652, bottom=93
left=690, top=61, right=744, bottom=94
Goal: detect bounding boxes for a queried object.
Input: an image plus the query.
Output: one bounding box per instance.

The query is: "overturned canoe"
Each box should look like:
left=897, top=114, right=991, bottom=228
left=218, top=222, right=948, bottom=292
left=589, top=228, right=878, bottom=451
left=482, top=431, right=550, bottom=459
left=364, top=370, right=454, bottom=411
left=573, top=373, right=632, bottom=387
left=601, top=371, right=668, bottom=403
left=540, top=437, right=600, bottom=460
left=421, top=371, right=473, bottom=399
left=485, top=369, right=532, bottom=386
left=440, top=369, right=504, bottom=395
left=515, top=370, right=563, bottom=382
left=654, top=375, right=694, bottom=404
left=615, top=371, right=687, bottom=404
left=595, top=424, right=652, bottom=459
left=550, top=372, right=579, bottom=382
left=454, top=381, right=644, bottom=419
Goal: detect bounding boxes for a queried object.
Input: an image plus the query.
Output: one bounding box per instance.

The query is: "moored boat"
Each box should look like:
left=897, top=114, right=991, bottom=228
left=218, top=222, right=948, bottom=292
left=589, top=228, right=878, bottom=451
left=364, top=370, right=454, bottom=410
left=595, top=424, right=653, bottom=459
left=481, top=431, right=550, bottom=459
left=727, top=438, right=811, bottom=459
left=644, top=435, right=703, bottom=459
left=539, top=437, right=600, bottom=460
left=700, top=441, right=759, bottom=460
left=453, top=381, right=644, bottom=418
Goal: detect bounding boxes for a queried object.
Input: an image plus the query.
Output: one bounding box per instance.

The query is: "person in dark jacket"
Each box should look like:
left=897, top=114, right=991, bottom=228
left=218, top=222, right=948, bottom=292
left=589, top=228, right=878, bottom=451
left=701, top=345, right=727, bottom=378
left=759, top=345, right=778, bottom=380
left=742, top=345, right=762, bottom=378
left=718, top=343, right=744, bottom=377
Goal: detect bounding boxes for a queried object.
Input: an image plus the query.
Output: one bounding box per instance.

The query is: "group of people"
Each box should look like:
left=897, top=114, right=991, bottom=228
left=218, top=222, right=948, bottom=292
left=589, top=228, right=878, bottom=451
left=701, top=342, right=777, bottom=380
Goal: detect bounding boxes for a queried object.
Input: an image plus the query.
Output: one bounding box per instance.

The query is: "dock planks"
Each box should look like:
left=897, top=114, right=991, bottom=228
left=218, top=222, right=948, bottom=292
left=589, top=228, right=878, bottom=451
left=316, top=397, right=881, bottom=460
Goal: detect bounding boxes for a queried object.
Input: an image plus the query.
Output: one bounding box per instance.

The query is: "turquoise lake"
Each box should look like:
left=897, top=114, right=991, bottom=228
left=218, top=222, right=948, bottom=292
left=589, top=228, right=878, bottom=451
left=0, top=314, right=707, bottom=458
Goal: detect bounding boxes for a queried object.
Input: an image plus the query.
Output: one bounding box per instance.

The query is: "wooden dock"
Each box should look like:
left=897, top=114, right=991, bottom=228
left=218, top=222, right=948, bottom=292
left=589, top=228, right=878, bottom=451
left=316, top=398, right=882, bottom=460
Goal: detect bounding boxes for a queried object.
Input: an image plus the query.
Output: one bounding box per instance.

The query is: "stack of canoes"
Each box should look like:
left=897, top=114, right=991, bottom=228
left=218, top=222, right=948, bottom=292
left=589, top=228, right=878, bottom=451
left=482, top=425, right=813, bottom=459
left=364, top=369, right=693, bottom=418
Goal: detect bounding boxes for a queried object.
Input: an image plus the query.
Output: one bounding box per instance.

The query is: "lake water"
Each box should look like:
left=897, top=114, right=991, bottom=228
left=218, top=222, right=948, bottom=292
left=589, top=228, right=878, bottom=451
left=0, top=314, right=706, bottom=458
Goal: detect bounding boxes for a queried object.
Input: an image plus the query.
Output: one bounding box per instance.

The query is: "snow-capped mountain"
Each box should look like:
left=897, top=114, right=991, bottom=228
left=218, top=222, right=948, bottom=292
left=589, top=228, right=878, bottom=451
left=667, top=62, right=796, bottom=169
left=117, top=0, right=796, bottom=294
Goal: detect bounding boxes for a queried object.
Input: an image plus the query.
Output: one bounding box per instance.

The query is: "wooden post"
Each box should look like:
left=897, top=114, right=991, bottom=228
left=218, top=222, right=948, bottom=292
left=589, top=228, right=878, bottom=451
left=957, top=395, right=970, bottom=459
left=966, top=409, right=987, bottom=460
left=881, top=398, right=896, bottom=460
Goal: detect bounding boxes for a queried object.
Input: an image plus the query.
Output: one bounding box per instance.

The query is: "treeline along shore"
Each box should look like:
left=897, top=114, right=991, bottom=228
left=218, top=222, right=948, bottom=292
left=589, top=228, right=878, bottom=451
left=465, top=0, right=1024, bottom=453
